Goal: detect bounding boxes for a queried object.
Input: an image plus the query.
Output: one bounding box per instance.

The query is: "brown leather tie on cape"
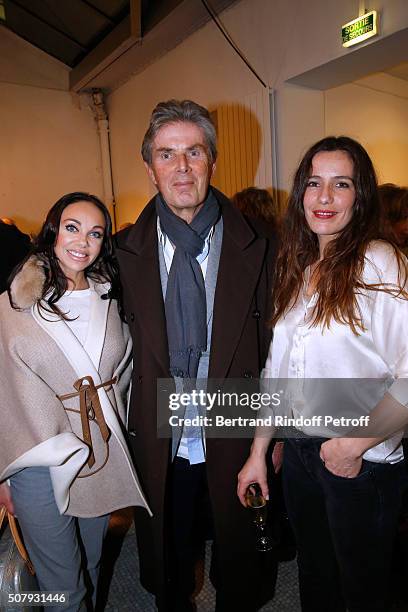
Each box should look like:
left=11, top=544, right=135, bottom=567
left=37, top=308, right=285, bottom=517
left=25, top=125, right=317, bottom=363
left=58, top=376, right=116, bottom=477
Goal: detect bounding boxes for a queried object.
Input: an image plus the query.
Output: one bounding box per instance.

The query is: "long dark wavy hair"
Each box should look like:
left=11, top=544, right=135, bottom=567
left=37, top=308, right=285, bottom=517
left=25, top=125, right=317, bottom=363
left=9, top=192, right=121, bottom=319
left=271, top=136, right=408, bottom=334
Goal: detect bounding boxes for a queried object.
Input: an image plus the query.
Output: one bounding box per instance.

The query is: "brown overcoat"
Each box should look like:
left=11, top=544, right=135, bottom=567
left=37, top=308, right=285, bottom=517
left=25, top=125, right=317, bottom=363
left=115, top=189, right=276, bottom=609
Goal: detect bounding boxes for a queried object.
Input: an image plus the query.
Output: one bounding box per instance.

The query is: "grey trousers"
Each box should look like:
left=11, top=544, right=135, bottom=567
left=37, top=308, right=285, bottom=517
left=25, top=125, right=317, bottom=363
left=10, top=467, right=110, bottom=612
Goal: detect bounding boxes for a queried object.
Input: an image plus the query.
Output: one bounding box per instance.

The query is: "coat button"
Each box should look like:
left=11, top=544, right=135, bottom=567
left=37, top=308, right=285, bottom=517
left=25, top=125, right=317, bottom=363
left=243, top=371, right=253, bottom=378
left=128, top=430, right=137, bottom=437
left=130, top=313, right=135, bottom=322
left=138, top=375, right=143, bottom=383
left=252, top=310, right=261, bottom=319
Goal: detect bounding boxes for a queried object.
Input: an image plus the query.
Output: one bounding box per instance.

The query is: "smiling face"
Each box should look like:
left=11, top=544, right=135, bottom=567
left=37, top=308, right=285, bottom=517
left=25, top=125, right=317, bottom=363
left=303, top=150, right=356, bottom=257
left=54, top=201, right=106, bottom=289
left=144, top=121, right=216, bottom=223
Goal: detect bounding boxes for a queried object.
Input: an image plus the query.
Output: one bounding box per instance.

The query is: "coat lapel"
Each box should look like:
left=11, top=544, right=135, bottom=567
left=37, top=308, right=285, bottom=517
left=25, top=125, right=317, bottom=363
left=209, top=190, right=267, bottom=379
left=115, top=199, right=170, bottom=375
left=84, top=280, right=110, bottom=371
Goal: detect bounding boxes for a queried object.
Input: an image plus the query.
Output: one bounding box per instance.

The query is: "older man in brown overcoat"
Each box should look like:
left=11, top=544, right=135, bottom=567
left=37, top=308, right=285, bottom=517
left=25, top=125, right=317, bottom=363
left=115, top=99, right=277, bottom=611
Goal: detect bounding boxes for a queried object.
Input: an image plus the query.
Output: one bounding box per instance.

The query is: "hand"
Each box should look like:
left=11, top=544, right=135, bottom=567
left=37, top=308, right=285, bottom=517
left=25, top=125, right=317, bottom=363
left=272, top=441, right=284, bottom=473
left=320, top=438, right=363, bottom=478
left=237, top=453, right=268, bottom=506
left=0, top=482, right=14, bottom=515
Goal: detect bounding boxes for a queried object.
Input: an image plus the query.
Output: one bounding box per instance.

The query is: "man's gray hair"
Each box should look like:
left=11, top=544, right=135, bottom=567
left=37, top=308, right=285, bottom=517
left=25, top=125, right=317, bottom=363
left=141, top=99, right=217, bottom=165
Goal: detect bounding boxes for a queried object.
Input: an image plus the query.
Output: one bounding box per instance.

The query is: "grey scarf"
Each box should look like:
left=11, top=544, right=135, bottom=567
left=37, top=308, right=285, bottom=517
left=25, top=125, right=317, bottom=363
left=156, top=189, right=220, bottom=379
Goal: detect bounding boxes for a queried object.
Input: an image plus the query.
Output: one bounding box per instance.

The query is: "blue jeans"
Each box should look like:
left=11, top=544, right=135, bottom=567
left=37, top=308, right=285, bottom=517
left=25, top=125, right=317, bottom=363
left=283, top=438, right=405, bottom=612
left=10, top=467, right=109, bottom=612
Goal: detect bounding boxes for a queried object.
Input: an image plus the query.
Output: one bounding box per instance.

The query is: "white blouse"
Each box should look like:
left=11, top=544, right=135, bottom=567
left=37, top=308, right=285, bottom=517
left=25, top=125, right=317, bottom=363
left=263, top=241, right=408, bottom=463
left=57, top=288, right=92, bottom=347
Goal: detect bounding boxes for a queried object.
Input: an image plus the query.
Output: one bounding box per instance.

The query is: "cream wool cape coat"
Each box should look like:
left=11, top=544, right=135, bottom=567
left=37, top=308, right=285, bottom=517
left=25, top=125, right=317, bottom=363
left=0, top=257, right=150, bottom=518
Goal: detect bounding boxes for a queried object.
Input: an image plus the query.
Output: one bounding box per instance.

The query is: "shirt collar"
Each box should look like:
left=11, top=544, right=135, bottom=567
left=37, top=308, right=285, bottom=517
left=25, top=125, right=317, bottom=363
left=156, top=216, right=214, bottom=260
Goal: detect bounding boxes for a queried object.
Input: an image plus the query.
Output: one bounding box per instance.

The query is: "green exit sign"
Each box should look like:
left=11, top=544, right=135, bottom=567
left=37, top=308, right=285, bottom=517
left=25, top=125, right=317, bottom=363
left=342, top=11, right=378, bottom=48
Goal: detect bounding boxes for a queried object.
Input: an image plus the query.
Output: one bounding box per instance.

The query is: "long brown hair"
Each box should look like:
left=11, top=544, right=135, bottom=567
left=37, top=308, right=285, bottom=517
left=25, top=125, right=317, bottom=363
left=271, top=136, right=407, bottom=334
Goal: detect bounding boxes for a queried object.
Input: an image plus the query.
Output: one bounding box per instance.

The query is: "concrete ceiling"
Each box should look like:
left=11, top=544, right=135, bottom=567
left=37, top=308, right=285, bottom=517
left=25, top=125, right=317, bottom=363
left=0, top=0, right=239, bottom=92
left=1, top=0, right=130, bottom=67
left=286, top=28, right=408, bottom=91
left=2, top=1, right=405, bottom=94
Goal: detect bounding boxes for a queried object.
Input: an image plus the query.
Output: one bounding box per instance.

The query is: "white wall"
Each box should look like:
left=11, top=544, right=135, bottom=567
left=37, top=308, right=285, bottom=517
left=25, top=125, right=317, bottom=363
left=2, top=0, right=407, bottom=229
left=0, top=28, right=103, bottom=234
left=107, top=0, right=408, bottom=224
left=107, top=8, right=267, bottom=223
left=325, top=73, right=408, bottom=185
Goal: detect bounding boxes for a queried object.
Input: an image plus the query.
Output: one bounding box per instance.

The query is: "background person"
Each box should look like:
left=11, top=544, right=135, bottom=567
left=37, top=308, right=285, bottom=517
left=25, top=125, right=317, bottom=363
left=378, top=183, right=408, bottom=255
left=238, top=136, right=408, bottom=612
left=0, top=192, right=150, bottom=612
left=0, top=217, right=31, bottom=293
left=232, top=186, right=279, bottom=235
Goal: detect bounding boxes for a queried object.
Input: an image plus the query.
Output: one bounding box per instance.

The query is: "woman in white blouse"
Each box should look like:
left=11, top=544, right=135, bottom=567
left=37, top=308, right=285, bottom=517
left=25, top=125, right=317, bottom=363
left=238, top=136, right=408, bottom=612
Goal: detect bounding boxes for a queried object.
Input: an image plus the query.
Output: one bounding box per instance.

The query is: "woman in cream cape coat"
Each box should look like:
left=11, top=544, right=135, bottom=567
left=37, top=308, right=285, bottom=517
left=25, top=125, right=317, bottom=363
left=0, top=255, right=149, bottom=517
left=0, top=193, right=150, bottom=611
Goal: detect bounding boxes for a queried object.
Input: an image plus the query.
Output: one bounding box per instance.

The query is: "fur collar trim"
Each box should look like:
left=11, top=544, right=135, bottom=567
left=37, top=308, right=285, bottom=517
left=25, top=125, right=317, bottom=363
left=9, top=256, right=46, bottom=310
